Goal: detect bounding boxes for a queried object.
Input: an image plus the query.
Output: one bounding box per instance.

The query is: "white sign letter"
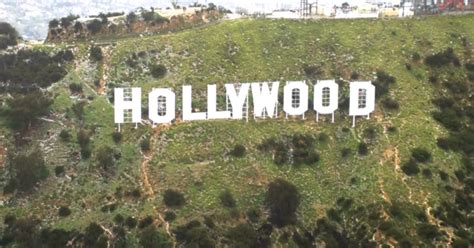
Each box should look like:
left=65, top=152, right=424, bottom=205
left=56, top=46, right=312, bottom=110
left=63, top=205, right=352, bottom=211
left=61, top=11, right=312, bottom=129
left=114, top=88, right=141, bottom=124
left=183, top=85, right=207, bottom=121
left=251, top=82, right=280, bottom=118
left=207, top=84, right=231, bottom=120
left=314, top=80, right=339, bottom=122
left=349, top=81, right=375, bottom=127
left=225, top=83, right=250, bottom=119
left=149, top=88, right=175, bottom=124
left=283, top=81, right=308, bottom=117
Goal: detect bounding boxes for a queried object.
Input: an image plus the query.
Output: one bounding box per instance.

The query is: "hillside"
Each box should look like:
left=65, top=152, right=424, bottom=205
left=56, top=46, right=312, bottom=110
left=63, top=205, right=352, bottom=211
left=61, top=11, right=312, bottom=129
left=0, top=15, right=473, bottom=247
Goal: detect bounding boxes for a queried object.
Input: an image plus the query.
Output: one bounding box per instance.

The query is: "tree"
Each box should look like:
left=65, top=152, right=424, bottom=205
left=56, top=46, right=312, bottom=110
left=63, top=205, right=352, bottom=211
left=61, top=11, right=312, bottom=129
left=86, top=19, right=103, bottom=34
left=265, top=178, right=300, bottom=227
left=401, top=160, right=420, bottom=176
left=6, top=150, right=48, bottom=192
left=140, top=225, right=172, bottom=248
left=163, top=189, right=185, bottom=207
left=229, top=144, right=245, bottom=157
left=49, top=19, right=59, bottom=28
left=126, top=12, right=138, bottom=24
left=0, top=22, right=19, bottom=49
left=411, top=148, right=431, bottom=163
left=6, top=92, right=52, bottom=130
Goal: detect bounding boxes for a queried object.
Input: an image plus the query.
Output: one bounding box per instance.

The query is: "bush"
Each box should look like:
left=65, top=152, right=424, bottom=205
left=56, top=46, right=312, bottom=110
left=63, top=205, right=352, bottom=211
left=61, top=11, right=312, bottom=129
left=265, top=178, right=300, bottom=227
left=83, top=222, right=104, bottom=247
left=425, top=48, right=458, bottom=67
left=226, top=224, right=258, bottom=248
left=77, top=129, right=90, bottom=147
left=58, top=206, right=71, bottom=217
left=7, top=92, right=53, bottom=130
left=69, top=83, right=82, bottom=94
left=150, top=64, right=167, bottom=78
left=358, top=143, right=368, bottom=156
left=0, top=22, right=19, bottom=49
left=373, top=71, right=396, bottom=98
left=246, top=208, right=261, bottom=223
left=140, top=136, right=151, bottom=152
left=114, top=214, right=124, bottom=224
left=49, top=19, right=59, bottom=28
left=59, top=129, right=70, bottom=141
left=7, top=150, right=48, bottom=192
left=230, top=144, right=246, bottom=157
left=112, top=131, right=122, bottom=143
left=401, top=160, right=420, bottom=176
left=432, top=110, right=462, bottom=131
left=382, top=98, right=400, bottom=110
left=55, top=166, right=65, bottom=177
left=95, top=145, right=115, bottom=171
left=412, top=52, right=421, bottom=61
left=86, top=19, right=103, bottom=34
left=219, top=189, right=236, bottom=208
left=422, top=168, right=433, bottom=178
left=140, top=225, right=172, bottom=248
left=417, top=223, right=441, bottom=240
left=89, top=46, right=103, bottom=61
left=163, top=189, right=185, bottom=207
left=341, top=148, right=351, bottom=158
left=174, top=221, right=215, bottom=248
left=164, top=211, right=176, bottom=222
left=126, top=216, right=137, bottom=228
left=138, top=216, right=154, bottom=229
left=411, top=148, right=432, bottom=163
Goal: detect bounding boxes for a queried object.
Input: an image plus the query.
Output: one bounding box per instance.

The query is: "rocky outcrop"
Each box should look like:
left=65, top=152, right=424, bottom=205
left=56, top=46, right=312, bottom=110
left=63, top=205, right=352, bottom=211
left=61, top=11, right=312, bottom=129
left=46, top=9, right=222, bottom=43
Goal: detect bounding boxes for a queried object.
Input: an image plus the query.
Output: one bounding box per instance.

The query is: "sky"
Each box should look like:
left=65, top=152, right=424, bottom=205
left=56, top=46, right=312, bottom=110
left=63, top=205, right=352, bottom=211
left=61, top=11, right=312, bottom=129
left=0, top=0, right=398, bottom=40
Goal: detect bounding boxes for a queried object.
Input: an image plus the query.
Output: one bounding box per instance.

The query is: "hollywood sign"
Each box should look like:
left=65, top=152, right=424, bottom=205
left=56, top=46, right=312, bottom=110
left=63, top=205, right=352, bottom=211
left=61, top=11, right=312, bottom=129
left=114, top=80, right=375, bottom=130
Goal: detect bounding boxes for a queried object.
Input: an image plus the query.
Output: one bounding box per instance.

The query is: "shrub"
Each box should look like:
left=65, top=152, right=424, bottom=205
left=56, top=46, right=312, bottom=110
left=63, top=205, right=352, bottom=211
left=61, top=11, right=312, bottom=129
left=58, top=206, right=71, bottom=217
left=358, top=143, right=368, bottom=156
left=422, top=168, right=433, bottom=178
left=126, top=216, right=137, bottom=228
left=424, top=48, right=458, bottom=67
left=140, top=136, right=151, bottom=152
left=86, top=19, right=103, bottom=34
left=382, top=98, right=400, bottom=110
left=226, top=224, right=258, bottom=248
left=83, top=222, right=104, bottom=247
left=265, top=178, right=300, bottom=227
left=412, top=52, right=421, bottom=61
left=140, top=225, right=172, bottom=248
left=126, top=12, right=137, bottom=23
left=0, top=22, right=19, bottom=49
left=49, top=19, right=59, bottom=28
left=373, top=71, right=396, bottom=98
left=341, top=148, right=351, bottom=158
left=303, top=64, right=322, bottom=78
left=7, top=92, right=53, bottom=130
left=163, top=189, right=185, bottom=207
left=7, top=150, right=48, bottom=192
left=150, top=64, right=167, bottom=78
left=89, top=46, right=103, bottom=61
left=112, top=131, right=122, bottom=143
left=219, top=189, right=236, bottom=208
left=164, top=211, right=176, bottom=222
left=77, top=129, right=90, bottom=147
left=432, top=110, right=462, bottom=131
left=80, top=146, right=91, bottom=159
left=59, top=129, right=71, bottom=141
left=174, top=221, right=215, bottom=248
left=417, top=223, right=441, bottom=240
left=411, top=148, right=432, bottom=163
left=55, top=166, right=65, bottom=177
left=246, top=208, right=261, bottom=223
left=69, top=83, right=82, bottom=94
left=138, top=216, right=154, bottom=229
left=95, top=145, right=115, bottom=171
left=114, top=214, right=124, bottom=224
left=401, top=160, right=420, bottom=176
left=230, top=144, right=246, bottom=157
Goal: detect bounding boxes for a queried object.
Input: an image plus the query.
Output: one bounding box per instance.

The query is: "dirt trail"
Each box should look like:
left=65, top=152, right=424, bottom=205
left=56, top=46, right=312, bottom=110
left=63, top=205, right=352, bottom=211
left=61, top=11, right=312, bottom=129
left=383, top=146, right=414, bottom=202
left=139, top=127, right=175, bottom=247
left=98, top=46, right=111, bottom=96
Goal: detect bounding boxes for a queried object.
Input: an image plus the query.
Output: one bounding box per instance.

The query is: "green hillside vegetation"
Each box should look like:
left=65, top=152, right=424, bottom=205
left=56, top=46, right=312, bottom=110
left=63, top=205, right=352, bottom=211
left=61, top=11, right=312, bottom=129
left=0, top=14, right=473, bottom=247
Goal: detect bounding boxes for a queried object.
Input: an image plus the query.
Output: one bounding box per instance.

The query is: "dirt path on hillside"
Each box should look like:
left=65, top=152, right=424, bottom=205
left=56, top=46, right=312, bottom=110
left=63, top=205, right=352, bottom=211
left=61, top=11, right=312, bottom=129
left=139, top=128, right=176, bottom=247
left=98, top=46, right=111, bottom=96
